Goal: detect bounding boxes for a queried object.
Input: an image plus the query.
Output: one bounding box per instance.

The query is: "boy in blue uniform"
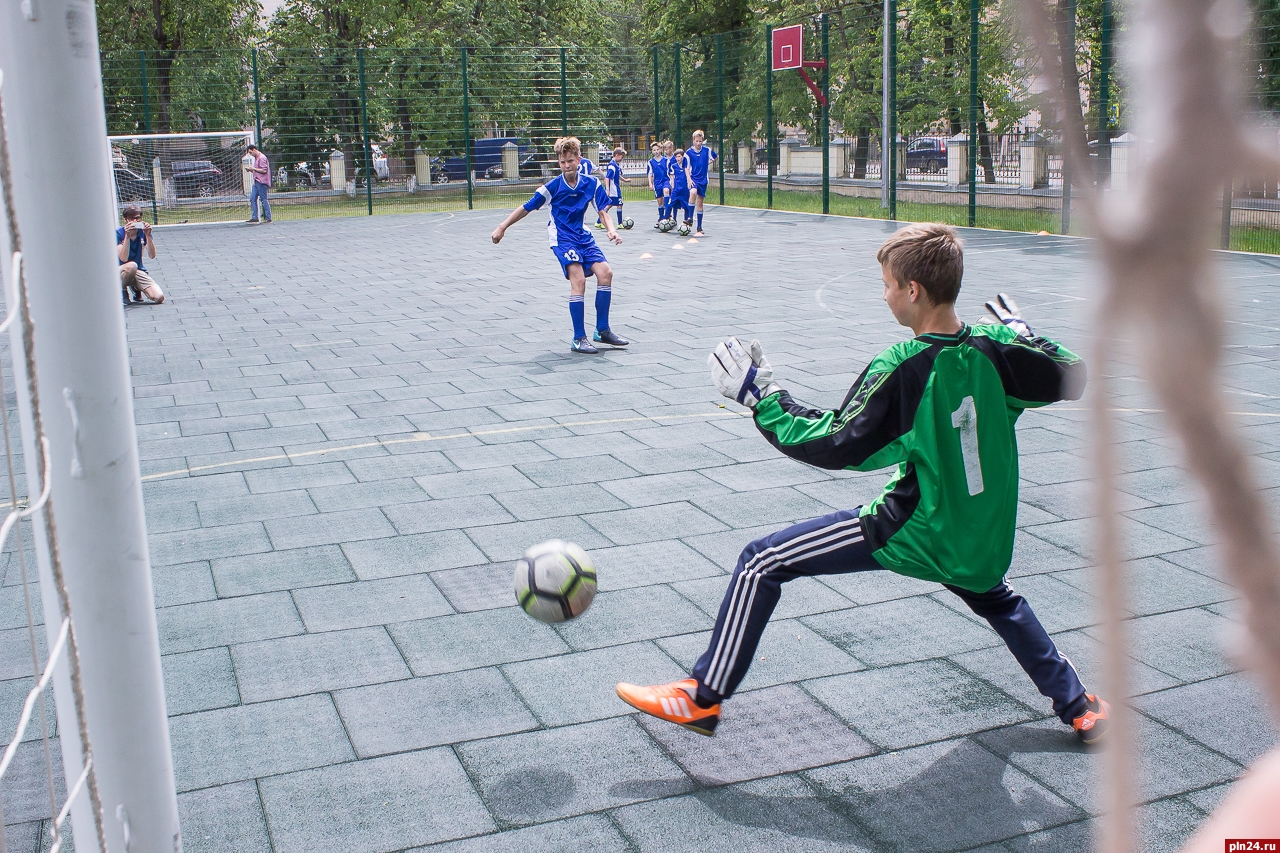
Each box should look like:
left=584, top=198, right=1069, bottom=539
left=686, top=130, right=718, bottom=236
left=661, top=140, right=677, bottom=223
left=667, top=148, right=693, bottom=228
left=491, top=137, right=631, bottom=354
left=579, top=153, right=595, bottom=176
left=646, top=142, right=668, bottom=227
left=601, top=146, right=631, bottom=229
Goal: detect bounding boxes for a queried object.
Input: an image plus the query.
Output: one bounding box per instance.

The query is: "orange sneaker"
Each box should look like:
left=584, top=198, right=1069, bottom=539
left=1072, top=694, right=1110, bottom=745
left=616, top=678, right=720, bottom=736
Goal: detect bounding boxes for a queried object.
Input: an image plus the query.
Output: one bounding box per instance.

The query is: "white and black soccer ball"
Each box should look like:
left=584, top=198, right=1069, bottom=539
left=622, top=218, right=634, bottom=230
left=658, top=218, right=675, bottom=233
left=677, top=222, right=692, bottom=236
left=514, top=540, right=597, bottom=624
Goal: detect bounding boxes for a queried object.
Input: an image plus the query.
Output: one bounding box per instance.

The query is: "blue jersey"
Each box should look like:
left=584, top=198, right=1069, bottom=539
left=649, top=156, right=669, bottom=188
left=604, top=161, right=624, bottom=198
left=115, top=226, right=148, bottom=271
left=523, top=173, right=612, bottom=250
left=578, top=157, right=595, bottom=176
left=668, top=158, right=690, bottom=194
left=686, top=146, right=718, bottom=184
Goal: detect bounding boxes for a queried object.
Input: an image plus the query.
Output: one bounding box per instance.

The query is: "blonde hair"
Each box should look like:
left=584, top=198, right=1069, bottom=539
left=875, top=223, right=965, bottom=305
left=692, top=129, right=705, bottom=140
left=554, top=136, right=581, bottom=158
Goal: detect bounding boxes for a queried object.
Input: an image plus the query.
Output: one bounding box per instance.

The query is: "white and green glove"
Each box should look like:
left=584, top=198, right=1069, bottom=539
left=708, top=337, right=782, bottom=408
left=979, top=292, right=1033, bottom=337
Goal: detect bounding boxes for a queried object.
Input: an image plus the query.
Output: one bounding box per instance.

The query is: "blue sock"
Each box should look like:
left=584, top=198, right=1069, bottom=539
left=616, top=208, right=624, bottom=225
left=697, top=212, right=704, bottom=230
left=595, top=285, right=612, bottom=332
left=569, top=296, right=586, bottom=339
left=657, top=205, right=664, bottom=221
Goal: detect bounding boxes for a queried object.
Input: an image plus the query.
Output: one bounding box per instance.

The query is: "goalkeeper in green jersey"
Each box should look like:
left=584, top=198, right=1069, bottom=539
left=617, top=222, right=1110, bottom=744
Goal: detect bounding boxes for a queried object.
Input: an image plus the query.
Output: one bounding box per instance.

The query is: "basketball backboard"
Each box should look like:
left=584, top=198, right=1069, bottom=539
left=772, top=25, right=803, bottom=71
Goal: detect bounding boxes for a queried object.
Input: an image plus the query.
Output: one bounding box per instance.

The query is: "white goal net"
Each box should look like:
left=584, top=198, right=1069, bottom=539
left=108, top=131, right=254, bottom=224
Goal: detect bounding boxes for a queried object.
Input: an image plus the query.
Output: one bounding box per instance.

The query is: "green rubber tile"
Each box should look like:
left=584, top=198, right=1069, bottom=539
left=258, top=749, right=495, bottom=853
left=612, top=774, right=879, bottom=852
left=803, top=660, right=1035, bottom=750
left=503, top=641, right=686, bottom=727
left=389, top=607, right=569, bottom=676
left=456, top=717, right=693, bottom=826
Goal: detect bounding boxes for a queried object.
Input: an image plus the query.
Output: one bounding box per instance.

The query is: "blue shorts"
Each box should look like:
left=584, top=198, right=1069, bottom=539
left=552, top=243, right=607, bottom=279
left=608, top=196, right=623, bottom=209
left=654, top=187, right=668, bottom=200
left=693, top=180, right=708, bottom=198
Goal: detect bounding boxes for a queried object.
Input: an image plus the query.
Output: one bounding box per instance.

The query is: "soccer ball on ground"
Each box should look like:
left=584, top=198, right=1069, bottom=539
left=677, top=222, right=692, bottom=236
left=658, top=218, right=675, bottom=232
left=514, top=540, right=597, bottom=624
left=622, top=218, right=634, bottom=230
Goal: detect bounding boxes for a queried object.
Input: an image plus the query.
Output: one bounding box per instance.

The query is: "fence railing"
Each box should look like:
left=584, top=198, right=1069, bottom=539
left=97, top=3, right=1280, bottom=253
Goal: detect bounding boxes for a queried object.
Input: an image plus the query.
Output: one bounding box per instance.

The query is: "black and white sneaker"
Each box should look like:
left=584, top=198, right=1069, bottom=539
left=593, top=329, right=629, bottom=347
left=571, top=337, right=599, bottom=354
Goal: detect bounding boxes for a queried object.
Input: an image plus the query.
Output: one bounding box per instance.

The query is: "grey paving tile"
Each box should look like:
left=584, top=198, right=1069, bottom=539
left=514, top=454, right=639, bottom=487
left=177, top=781, right=272, bottom=853
left=211, top=545, right=355, bottom=597
left=265, top=507, right=397, bottom=549
left=157, top=592, right=304, bottom=654
left=1135, top=673, right=1279, bottom=765
left=0, top=678, right=55, bottom=744
left=804, top=738, right=1083, bottom=851
left=414, top=465, right=539, bottom=499
left=612, top=774, right=879, bottom=852
left=258, top=749, right=495, bottom=853
left=555, top=585, right=713, bottom=651
left=244, top=461, right=356, bottom=494
left=344, top=450, right=458, bottom=482
left=382, top=495, right=515, bottom=534
left=813, top=569, right=941, bottom=606
left=146, top=499, right=201, bottom=534
left=584, top=502, right=727, bottom=546
left=700, top=457, right=831, bottom=492
left=195, top=491, right=317, bottom=527
left=405, top=815, right=628, bottom=853
left=503, top=641, right=686, bottom=727
left=600, top=470, right=733, bottom=508
left=609, top=444, right=735, bottom=475
left=456, top=717, right=694, bottom=825
left=804, top=660, right=1036, bottom=749
left=678, top=523, right=781, bottom=567
left=390, top=607, right=568, bottom=677
left=1024, top=516, right=1198, bottom=562
left=1005, top=529, right=1092, bottom=577
left=0, top=739, right=65, bottom=824
left=657, top=619, right=863, bottom=692
left=163, top=647, right=241, bottom=716
left=291, top=574, right=453, bottom=631
left=1109, top=607, right=1235, bottom=682
left=639, top=683, right=874, bottom=785
left=231, top=627, right=411, bottom=702
left=1055, top=557, right=1235, bottom=617
left=694, top=486, right=837, bottom=529
left=932, top=572, right=1097, bottom=634
left=429, top=562, right=515, bottom=612
left=802, top=595, right=1000, bottom=666
left=168, top=694, right=354, bottom=791
left=340, top=530, right=488, bottom=580
left=305, top=478, right=429, bottom=512
left=145, top=560, right=214, bottom=609
left=334, top=668, right=538, bottom=756
left=673, top=575, right=854, bottom=623
left=494, top=483, right=627, bottom=521
left=149, top=522, right=272, bottom=567
left=465, top=517, right=615, bottom=562
left=976, top=714, right=1241, bottom=813
left=590, top=539, right=724, bottom=592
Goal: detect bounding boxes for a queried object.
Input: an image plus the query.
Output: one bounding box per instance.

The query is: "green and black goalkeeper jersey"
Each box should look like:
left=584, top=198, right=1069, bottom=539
left=753, top=322, right=1086, bottom=593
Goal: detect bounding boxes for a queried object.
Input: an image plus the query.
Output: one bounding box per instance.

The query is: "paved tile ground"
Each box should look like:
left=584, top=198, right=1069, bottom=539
left=3, top=205, right=1280, bottom=851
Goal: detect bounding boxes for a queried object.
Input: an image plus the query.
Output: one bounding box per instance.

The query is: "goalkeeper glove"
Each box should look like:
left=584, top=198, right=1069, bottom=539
left=708, top=337, right=782, bottom=408
left=979, top=292, right=1033, bottom=337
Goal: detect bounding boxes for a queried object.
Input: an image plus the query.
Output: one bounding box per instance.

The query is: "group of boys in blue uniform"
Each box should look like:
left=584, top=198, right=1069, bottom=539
left=647, top=130, right=718, bottom=236
left=493, top=132, right=718, bottom=354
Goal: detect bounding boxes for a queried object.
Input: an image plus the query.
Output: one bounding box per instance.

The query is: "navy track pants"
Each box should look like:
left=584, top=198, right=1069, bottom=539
left=690, top=508, right=1089, bottom=724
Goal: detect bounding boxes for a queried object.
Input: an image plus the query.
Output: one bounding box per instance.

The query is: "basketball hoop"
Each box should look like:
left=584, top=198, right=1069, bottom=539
left=771, top=24, right=827, bottom=106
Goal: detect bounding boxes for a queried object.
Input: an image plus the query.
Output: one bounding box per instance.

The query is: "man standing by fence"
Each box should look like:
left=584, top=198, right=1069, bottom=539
left=245, top=143, right=273, bottom=223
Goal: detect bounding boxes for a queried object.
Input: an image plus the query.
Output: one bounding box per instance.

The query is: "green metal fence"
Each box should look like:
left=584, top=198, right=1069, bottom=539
left=99, top=2, right=1280, bottom=253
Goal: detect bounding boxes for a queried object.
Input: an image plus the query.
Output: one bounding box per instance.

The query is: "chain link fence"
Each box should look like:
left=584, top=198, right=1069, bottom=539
left=98, top=2, right=1280, bottom=253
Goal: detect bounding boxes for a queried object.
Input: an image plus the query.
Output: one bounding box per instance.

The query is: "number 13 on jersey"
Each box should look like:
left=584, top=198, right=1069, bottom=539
left=951, top=396, right=985, bottom=496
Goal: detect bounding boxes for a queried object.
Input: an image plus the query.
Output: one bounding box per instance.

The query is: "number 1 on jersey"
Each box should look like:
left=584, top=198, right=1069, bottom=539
left=951, top=396, right=985, bottom=496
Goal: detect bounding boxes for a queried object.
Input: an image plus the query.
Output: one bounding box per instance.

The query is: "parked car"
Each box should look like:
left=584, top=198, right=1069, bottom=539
left=484, top=152, right=543, bottom=180
left=905, top=137, right=948, bottom=173
left=113, top=165, right=153, bottom=202
left=438, top=137, right=534, bottom=182
left=171, top=160, right=223, bottom=198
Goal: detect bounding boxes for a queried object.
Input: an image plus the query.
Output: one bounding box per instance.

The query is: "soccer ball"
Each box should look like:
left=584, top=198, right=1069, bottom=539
left=658, top=218, right=674, bottom=233
left=622, top=218, right=634, bottom=230
left=514, top=540, right=597, bottom=624
left=677, top=222, right=692, bottom=236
